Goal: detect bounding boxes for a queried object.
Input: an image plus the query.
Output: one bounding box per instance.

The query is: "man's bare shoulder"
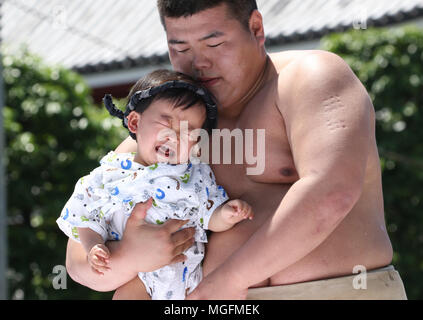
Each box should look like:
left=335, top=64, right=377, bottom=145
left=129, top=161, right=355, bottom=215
left=269, top=50, right=317, bottom=72
left=269, top=50, right=345, bottom=73
left=273, top=50, right=362, bottom=108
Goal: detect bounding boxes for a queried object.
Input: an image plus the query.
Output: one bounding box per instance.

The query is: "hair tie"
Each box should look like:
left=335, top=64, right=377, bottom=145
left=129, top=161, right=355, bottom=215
left=103, top=94, right=124, bottom=120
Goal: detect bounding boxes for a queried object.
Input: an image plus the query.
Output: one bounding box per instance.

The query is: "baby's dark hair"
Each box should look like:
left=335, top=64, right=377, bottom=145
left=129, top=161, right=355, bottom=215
left=104, top=69, right=217, bottom=140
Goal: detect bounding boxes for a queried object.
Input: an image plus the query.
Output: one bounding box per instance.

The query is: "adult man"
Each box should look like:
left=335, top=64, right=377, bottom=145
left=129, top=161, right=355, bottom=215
left=66, top=0, right=407, bottom=299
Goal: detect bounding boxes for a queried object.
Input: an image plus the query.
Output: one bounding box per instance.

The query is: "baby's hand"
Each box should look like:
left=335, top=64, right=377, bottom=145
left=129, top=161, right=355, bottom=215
left=221, top=199, right=254, bottom=224
left=88, top=244, right=111, bottom=275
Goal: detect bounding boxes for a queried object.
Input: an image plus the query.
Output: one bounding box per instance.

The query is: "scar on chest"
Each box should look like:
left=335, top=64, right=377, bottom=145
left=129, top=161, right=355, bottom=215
left=322, top=95, right=348, bottom=132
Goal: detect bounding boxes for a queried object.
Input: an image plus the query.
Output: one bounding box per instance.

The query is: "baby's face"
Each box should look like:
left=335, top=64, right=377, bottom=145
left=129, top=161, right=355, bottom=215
left=131, top=99, right=207, bottom=165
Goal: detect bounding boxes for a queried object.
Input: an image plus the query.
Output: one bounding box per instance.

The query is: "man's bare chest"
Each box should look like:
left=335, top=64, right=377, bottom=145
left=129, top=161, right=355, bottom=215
left=210, top=89, right=299, bottom=198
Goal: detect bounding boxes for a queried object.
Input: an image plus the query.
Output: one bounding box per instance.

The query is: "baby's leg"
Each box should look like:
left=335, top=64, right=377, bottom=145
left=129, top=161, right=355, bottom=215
left=113, top=276, right=151, bottom=300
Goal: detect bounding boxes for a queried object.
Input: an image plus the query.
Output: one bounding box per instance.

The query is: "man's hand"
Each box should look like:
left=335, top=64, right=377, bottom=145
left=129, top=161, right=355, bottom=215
left=118, top=198, right=196, bottom=273
left=66, top=198, right=195, bottom=291
left=187, top=269, right=248, bottom=300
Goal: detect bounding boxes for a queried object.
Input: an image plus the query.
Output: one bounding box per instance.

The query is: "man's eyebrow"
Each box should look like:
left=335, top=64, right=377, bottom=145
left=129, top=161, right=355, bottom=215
left=168, top=31, right=225, bottom=45
left=168, top=39, right=186, bottom=45
left=199, top=31, right=225, bottom=41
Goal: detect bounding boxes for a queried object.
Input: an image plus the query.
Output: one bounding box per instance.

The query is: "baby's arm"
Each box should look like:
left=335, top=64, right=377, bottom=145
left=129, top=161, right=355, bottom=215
left=207, top=199, right=254, bottom=232
left=78, top=228, right=110, bottom=275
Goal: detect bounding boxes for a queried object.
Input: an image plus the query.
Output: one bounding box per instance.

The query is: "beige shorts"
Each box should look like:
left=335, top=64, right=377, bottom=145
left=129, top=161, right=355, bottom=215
left=247, top=265, right=407, bottom=300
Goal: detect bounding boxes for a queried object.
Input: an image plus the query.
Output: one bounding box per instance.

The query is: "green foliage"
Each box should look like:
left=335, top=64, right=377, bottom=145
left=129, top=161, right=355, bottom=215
left=322, top=25, right=423, bottom=299
left=3, top=49, right=127, bottom=299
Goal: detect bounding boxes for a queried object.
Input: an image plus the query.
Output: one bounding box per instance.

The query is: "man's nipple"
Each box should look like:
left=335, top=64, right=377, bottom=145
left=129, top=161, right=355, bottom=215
left=280, top=167, right=295, bottom=177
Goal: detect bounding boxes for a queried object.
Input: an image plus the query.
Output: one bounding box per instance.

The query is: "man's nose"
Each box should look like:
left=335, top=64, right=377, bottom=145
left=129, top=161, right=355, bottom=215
left=192, top=52, right=212, bottom=70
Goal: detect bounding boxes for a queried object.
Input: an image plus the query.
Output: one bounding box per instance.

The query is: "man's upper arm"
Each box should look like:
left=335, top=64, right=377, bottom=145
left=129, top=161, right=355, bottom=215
left=279, top=51, right=373, bottom=199
left=115, top=136, right=138, bottom=153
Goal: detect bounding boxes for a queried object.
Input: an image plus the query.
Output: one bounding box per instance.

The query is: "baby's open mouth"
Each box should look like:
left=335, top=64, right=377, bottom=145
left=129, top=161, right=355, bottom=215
left=155, top=145, right=175, bottom=158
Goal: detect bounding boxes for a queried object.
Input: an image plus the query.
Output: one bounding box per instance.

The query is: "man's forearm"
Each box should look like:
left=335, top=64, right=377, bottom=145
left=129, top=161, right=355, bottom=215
left=66, top=239, right=138, bottom=292
left=217, top=176, right=359, bottom=289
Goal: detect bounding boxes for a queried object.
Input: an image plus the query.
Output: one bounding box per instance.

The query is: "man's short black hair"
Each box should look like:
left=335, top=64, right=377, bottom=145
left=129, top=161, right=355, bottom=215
left=157, top=0, right=258, bottom=30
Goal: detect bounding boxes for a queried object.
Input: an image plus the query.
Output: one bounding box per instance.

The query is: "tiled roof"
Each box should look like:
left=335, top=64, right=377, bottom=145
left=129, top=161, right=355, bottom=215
left=2, top=0, right=423, bottom=74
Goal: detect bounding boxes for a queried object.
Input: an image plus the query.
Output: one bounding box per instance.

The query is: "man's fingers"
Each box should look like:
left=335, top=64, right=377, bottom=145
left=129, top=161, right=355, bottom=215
left=163, top=218, right=191, bottom=233
left=172, top=237, right=195, bottom=256
left=169, top=254, right=188, bottom=265
left=170, top=226, right=195, bottom=246
left=127, top=198, right=153, bottom=225
left=231, top=206, right=239, bottom=214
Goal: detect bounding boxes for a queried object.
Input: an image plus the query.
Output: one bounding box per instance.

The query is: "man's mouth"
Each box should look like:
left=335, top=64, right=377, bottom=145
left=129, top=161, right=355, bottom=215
left=198, top=77, right=220, bottom=87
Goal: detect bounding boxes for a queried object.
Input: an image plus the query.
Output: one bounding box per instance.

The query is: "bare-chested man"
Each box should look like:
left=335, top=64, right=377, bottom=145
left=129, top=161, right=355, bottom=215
left=65, top=0, right=407, bottom=299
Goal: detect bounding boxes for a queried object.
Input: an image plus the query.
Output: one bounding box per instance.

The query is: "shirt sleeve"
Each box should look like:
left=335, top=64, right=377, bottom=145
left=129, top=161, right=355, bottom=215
left=56, top=168, right=110, bottom=242
left=198, top=164, right=229, bottom=230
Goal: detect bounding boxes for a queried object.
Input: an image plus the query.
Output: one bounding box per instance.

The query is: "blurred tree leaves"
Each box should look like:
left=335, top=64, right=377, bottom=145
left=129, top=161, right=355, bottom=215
left=3, top=49, right=127, bottom=299
left=322, top=25, right=423, bottom=299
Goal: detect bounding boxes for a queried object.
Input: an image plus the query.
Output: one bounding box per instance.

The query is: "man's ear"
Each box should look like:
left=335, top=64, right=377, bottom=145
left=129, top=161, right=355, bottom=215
left=249, top=10, right=265, bottom=47
left=127, top=111, right=141, bottom=135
